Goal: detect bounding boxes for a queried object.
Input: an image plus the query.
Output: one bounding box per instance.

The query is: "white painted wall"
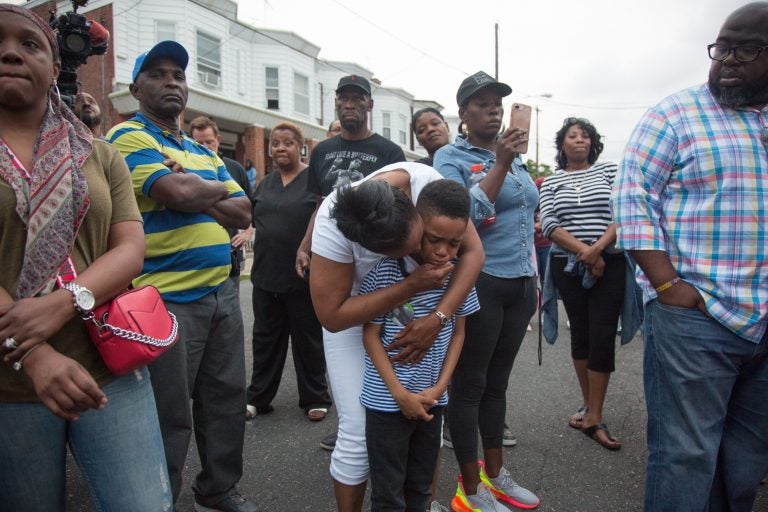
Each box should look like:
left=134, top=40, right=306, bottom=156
left=103, top=0, right=322, bottom=121
left=373, top=88, right=414, bottom=151
left=41, top=0, right=441, bottom=154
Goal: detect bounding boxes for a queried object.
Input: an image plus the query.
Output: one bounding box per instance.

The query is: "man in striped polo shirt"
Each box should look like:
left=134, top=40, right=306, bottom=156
left=612, top=4, right=768, bottom=511
left=107, top=41, right=259, bottom=512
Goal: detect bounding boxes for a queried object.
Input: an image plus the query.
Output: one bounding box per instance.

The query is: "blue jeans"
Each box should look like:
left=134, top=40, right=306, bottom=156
left=643, top=300, right=768, bottom=512
left=0, top=368, right=173, bottom=512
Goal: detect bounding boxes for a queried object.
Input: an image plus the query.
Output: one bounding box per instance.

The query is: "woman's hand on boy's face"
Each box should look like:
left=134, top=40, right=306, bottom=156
left=407, top=262, right=453, bottom=293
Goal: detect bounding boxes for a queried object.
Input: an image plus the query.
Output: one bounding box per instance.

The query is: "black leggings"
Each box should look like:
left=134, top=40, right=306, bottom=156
left=448, top=273, right=537, bottom=465
left=550, top=252, right=625, bottom=373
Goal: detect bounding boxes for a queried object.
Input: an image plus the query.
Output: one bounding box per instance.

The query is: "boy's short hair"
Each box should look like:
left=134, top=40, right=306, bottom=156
left=416, top=180, right=470, bottom=220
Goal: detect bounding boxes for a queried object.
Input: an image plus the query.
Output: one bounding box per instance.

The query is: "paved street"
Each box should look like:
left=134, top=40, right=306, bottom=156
left=66, top=279, right=768, bottom=511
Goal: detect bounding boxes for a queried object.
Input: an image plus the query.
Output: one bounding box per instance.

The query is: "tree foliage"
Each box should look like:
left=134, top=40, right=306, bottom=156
left=525, top=159, right=553, bottom=179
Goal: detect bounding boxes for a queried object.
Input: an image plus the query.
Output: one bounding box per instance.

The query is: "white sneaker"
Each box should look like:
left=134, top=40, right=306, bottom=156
left=429, top=500, right=449, bottom=512
left=480, top=464, right=540, bottom=509
left=453, top=479, right=506, bottom=512
left=468, top=483, right=507, bottom=511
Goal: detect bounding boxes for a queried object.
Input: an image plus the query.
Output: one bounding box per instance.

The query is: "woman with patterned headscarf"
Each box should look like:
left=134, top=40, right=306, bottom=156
left=0, top=5, right=172, bottom=509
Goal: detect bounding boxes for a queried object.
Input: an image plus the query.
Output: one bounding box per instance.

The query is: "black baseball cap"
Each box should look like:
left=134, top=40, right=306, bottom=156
left=336, top=75, right=371, bottom=95
left=456, top=71, right=512, bottom=107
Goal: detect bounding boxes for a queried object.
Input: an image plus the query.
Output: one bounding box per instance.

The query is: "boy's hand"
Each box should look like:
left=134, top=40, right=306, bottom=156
left=395, top=390, right=436, bottom=421
left=419, top=386, right=443, bottom=405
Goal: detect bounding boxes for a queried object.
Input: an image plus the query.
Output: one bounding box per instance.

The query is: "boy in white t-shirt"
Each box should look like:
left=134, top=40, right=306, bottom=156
left=358, top=180, right=480, bottom=511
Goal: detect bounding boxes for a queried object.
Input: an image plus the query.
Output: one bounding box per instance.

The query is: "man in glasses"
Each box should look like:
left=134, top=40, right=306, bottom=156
left=612, top=3, right=768, bottom=511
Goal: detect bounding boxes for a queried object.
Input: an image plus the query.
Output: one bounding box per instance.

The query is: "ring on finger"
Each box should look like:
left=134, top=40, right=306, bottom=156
left=3, top=337, right=18, bottom=350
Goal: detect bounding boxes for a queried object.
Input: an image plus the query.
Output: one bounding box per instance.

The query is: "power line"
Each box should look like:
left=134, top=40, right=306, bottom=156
left=105, top=0, right=654, bottom=116
left=111, top=0, right=146, bottom=19
left=108, top=0, right=357, bottom=80
left=327, top=0, right=471, bottom=77
left=545, top=98, right=651, bottom=111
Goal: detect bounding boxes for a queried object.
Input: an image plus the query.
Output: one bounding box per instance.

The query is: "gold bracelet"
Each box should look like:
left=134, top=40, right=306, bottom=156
left=654, top=277, right=681, bottom=294
left=12, top=343, right=44, bottom=372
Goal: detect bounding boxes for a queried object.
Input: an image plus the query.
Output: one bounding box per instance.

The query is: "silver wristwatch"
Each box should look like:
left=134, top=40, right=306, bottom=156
left=434, top=310, right=450, bottom=327
left=61, top=282, right=96, bottom=316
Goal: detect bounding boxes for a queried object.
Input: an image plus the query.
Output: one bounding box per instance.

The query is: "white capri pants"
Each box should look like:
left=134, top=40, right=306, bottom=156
left=323, top=325, right=368, bottom=485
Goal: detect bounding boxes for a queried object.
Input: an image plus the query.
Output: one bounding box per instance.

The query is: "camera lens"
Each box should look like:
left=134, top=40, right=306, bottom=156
left=64, top=33, right=88, bottom=53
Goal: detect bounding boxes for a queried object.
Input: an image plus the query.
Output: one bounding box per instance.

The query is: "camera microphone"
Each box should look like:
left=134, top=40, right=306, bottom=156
left=88, top=20, right=109, bottom=47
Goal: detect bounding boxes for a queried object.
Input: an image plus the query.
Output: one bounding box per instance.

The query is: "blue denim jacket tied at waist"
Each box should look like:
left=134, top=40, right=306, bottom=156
left=541, top=243, right=643, bottom=346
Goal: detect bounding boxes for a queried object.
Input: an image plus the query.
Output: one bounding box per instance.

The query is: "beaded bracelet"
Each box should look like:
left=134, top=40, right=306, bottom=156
left=655, top=277, right=681, bottom=294
left=12, top=343, right=44, bottom=372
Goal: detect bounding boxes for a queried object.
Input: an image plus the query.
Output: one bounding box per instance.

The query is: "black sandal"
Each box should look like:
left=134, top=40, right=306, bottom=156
left=582, top=422, right=622, bottom=451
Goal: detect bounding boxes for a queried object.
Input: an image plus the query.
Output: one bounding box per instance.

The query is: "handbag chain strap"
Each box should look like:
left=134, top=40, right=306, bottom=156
left=89, top=311, right=179, bottom=348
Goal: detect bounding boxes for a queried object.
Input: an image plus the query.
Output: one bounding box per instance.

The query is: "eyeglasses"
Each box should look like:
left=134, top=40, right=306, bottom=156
left=707, top=44, right=768, bottom=63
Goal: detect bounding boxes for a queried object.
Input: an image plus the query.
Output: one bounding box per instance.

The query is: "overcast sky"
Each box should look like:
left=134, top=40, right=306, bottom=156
left=238, top=0, right=745, bottom=167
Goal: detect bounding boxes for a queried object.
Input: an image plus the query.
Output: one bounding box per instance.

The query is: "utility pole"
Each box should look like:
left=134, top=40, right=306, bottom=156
left=528, top=94, right=552, bottom=175
left=535, top=105, right=541, bottom=175
left=494, top=22, right=499, bottom=79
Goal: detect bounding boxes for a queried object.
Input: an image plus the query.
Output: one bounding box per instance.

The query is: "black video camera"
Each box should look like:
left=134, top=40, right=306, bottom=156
left=49, top=0, right=109, bottom=107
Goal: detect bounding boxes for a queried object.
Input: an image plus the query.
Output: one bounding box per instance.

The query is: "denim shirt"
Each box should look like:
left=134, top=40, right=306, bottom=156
left=434, top=136, right=537, bottom=278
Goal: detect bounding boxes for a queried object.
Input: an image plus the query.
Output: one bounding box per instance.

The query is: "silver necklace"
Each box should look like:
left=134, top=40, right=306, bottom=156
left=567, top=169, right=588, bottom=205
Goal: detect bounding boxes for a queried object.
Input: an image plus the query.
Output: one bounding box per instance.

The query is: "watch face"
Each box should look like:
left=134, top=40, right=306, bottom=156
left=76, top=289, right=96, bottom=311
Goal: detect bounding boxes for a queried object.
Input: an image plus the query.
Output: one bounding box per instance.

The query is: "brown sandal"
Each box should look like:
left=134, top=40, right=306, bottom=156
left=568, top=406, right=588, bottom=429
left=582, top=422, right=622, bottom=451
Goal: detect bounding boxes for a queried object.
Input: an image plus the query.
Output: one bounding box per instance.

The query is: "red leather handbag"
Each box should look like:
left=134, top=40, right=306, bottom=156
left=84, top=286, right=179, bottom=375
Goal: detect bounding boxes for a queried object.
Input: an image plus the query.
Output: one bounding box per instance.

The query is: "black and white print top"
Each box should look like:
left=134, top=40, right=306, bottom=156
left=539, top=161, right=617, bottom=243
